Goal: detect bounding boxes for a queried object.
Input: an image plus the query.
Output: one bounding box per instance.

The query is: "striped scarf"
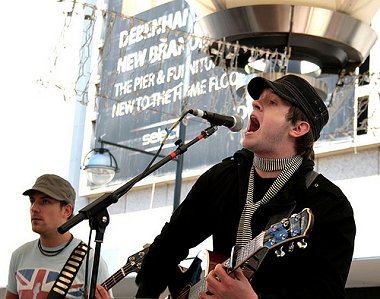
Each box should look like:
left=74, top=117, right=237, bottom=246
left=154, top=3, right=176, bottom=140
left=236, top=155, right=303, bottom=246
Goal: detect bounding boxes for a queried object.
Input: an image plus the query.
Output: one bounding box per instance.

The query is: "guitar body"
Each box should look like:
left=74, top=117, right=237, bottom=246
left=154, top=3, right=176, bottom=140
left=168, top=250, right=225, bottom=299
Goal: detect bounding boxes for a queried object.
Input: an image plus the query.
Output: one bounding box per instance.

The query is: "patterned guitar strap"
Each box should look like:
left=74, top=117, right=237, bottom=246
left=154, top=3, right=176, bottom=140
left=236, top=155, right=303, bottom=247
left=47, top=241, right=89, bottom=299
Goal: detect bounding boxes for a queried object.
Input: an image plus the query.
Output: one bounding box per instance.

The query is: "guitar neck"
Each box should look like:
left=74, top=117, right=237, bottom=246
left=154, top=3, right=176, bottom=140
left=100, top=245, right=150, bottom=291
left=224, top=231, right=266, bottom=273
left=101, top=265, right=130, bottom=291
left=186, top=234, right=266, bottom=299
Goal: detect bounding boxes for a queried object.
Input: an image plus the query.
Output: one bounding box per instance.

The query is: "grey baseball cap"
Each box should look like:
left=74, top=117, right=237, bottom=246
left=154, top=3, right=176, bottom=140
left=23, top=174, right=76, bottom=208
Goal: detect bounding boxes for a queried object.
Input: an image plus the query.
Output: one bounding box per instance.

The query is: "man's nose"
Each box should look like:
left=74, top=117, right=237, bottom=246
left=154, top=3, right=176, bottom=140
left=252, top=100, right=262, bottom=111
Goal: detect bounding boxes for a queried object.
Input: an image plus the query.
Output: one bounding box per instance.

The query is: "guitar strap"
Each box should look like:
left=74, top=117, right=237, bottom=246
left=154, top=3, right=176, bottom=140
left=305, top=170, right=319, bottom=189
left=47, top=241, right=89, bottom=299
left=264, top=170, right=319, bottom=230
left=243, top=170, right=319, bottom=280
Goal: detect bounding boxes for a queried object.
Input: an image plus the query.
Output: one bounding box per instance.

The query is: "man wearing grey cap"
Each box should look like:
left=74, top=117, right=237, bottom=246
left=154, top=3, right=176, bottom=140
left=134, top=74, right=356, bottom=299
left=5, top=174, right=111, bottom=299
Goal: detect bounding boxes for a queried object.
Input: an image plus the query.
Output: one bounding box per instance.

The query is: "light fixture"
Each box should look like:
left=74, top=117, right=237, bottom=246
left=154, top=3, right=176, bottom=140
left=81, top=121, right=191, bottom=210
left=83, top=147, right=118, bottom=186
left=82, top=138, right=169, bottom=187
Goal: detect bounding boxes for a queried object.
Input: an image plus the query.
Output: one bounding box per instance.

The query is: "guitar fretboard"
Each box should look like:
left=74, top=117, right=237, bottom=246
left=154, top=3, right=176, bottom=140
left=102, top=265, right=130, bottom=290
left=187, top=232, right=265, bottom=299
left=235, top=231, right=265, bottom=269
left=101, top=247, right=149, bottom=291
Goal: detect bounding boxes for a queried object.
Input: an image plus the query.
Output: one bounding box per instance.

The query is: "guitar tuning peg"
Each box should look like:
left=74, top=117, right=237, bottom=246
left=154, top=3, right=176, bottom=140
left=275, top=246, right=285, bottom=257
left=297, top=239, right=308, bottom=249
left=281, top=219, right=289, bottom=228
left=270, top=223, right=279, bottom=231
left=288, top=242, right=295, bottom=252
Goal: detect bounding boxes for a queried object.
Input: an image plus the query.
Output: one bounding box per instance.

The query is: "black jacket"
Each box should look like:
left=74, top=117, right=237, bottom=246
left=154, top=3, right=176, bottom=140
left=136, top=149, right=356, bottom=298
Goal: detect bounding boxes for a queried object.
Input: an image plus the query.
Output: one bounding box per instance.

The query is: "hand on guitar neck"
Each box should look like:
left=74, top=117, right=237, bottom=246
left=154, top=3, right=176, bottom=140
left=199, top=264, right=259, bottom=299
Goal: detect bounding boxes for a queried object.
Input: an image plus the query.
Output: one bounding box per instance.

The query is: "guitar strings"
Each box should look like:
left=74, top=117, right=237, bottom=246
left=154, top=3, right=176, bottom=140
left=102, top=256, right=145, bottom=289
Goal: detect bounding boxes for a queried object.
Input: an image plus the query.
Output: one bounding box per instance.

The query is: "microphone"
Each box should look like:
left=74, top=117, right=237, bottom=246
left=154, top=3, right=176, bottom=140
left=189, top=109, right=244, bottom=132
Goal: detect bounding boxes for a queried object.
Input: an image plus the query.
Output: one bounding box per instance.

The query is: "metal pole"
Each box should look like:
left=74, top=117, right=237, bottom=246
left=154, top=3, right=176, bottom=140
left=173, top=121, right=186, bottom=210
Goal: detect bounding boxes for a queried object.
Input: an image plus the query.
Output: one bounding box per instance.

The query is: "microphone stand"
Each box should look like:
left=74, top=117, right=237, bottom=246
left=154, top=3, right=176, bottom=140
left=58, top=125, right=218, bottom=299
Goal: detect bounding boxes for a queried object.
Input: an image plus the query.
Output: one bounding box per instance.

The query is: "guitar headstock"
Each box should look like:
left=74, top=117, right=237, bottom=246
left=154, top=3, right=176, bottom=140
left=127, top=243, right=150, bottom=270
left=102, top=244, right=151, bottom=290
left=264, top=208, right=314, bottom=256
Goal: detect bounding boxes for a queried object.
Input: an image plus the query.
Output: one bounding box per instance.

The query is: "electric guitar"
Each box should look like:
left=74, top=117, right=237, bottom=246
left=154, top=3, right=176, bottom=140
left=168, top=208, right=314, bottom=299
left=101, top=244, right=150, bottom=291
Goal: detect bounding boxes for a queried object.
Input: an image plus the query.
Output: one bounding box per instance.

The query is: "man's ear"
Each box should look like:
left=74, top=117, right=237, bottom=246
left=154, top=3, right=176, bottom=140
left=64, top=204, right=74, bottom=219
left=289, top=120, right=310, bottom=138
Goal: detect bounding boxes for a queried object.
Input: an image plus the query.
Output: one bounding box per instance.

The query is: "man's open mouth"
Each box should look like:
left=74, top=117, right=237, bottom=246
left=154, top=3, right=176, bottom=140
left=249, top=115, right=260, bottom=132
